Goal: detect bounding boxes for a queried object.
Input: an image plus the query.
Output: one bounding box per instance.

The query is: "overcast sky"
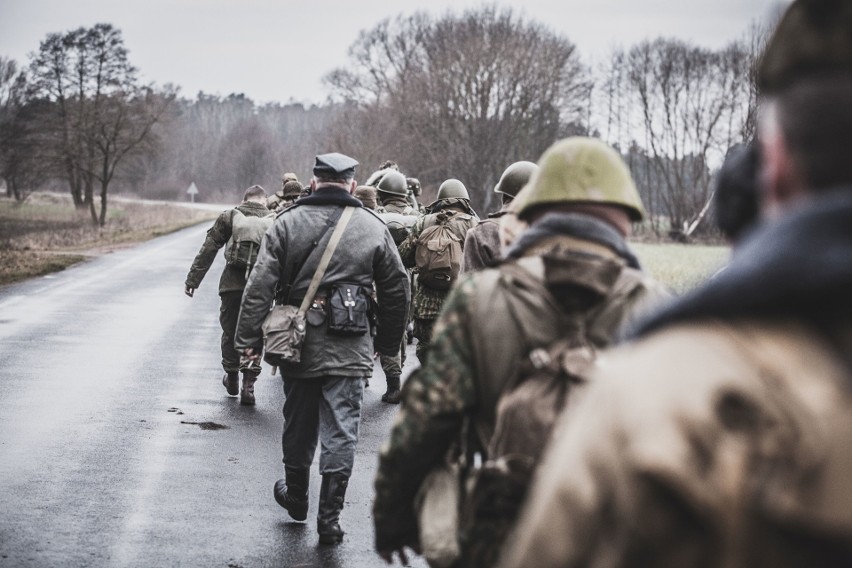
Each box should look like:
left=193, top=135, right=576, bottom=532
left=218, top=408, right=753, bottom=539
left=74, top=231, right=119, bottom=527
left=1, top=0, right=785, bottom=105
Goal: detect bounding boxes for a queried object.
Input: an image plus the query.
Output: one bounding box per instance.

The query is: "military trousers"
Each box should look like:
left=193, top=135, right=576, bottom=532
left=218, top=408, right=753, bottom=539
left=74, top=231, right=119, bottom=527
left=281, top=375, right=365, bottom=477
left=413, top=317, right=436, bottom=363
left=379, top=336, right=407, bottom=378
left=219, top=291, right=261, bottom=374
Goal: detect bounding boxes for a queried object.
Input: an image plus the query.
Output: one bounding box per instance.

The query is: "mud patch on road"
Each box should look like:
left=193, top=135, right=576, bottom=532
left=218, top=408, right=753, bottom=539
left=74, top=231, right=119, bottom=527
left=180, top=420, right=229, bottom=431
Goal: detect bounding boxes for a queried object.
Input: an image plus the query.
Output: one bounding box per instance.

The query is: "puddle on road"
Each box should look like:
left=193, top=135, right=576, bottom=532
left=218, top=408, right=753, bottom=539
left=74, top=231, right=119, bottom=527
left=180, top=420, right=229, bottom=431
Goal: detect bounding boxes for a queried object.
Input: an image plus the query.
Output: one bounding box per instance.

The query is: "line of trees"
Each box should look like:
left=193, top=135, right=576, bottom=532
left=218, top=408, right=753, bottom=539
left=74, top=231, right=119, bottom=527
left=1, top=8, right=771, bottom=235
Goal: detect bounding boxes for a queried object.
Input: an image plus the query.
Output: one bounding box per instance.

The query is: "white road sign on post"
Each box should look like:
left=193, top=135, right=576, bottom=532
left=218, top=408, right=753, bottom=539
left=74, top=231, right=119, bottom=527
left=186, top=182, right=199, bottom=203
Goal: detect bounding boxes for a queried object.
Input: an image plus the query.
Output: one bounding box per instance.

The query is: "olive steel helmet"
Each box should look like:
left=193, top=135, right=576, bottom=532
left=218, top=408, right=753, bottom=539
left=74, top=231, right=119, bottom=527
left=376, top=170, right=408, bottom=196
left=437, top=178, right=469, bottom=200
left=494, top=161, right=539, bottom=198
left=514, top=137, right=646, bottom=222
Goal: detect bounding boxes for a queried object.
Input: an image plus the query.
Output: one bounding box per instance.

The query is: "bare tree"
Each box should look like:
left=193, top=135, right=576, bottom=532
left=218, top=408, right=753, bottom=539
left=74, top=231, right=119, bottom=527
left=326, top=6, right=591, bottom=213
left=0, top=57, right=43, bottom=201
left=599, top=39, right=753, bottom=237
left=27, top=24, right=174, bottom=225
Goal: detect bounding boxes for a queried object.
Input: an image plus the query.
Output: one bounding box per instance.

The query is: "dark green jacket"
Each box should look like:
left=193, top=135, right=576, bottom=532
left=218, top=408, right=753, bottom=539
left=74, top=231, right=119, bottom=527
left=185, top=201, right=270, bottom=294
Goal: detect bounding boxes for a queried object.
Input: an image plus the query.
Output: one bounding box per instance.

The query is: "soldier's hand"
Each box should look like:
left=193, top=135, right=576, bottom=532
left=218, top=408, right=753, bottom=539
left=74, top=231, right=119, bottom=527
left=243, top=347, right=261, bottom=363
left=378, top=547, right=411, bottom=566
left=184, top=285, right=195, bottom=298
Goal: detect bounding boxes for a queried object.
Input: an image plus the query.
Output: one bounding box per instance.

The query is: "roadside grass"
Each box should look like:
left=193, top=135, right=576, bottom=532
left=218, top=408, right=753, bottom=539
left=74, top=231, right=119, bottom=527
left=633, top=242, right=730, bottom=294
left=0, top=193, right=219, bottom=286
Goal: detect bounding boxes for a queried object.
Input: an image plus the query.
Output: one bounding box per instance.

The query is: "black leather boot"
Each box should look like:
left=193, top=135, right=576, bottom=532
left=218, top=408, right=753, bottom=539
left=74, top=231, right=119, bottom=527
left=317, top=473, right=348, bottom=544
left=273, top=467, right=309, bottom=521
left=381, top=375, right=401, bottom=404
left=222, top=371, right=239, bottom=396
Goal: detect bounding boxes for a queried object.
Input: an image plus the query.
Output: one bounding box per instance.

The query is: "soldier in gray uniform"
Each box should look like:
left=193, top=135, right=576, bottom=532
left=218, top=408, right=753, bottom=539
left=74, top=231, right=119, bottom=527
left=235, top=153, right=410, bottom=545
left=184, top=185, right=270, bottom=405
left=375, top=171, right=419, bottom=403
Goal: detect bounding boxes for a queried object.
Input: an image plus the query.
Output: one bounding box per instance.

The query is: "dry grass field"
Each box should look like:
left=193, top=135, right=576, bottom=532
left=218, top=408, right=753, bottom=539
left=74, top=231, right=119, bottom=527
left=1, top=193, right=729, bottom=292
left=0, top=193, right=219, bottom=286
left=633, top=242, right=730, bottom=294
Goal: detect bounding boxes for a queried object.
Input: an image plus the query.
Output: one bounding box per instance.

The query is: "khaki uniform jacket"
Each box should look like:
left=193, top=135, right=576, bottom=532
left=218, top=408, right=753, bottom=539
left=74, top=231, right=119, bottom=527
left=502, top=321, right=852, bottom=568
left=185, top=201, right=270, bottom=294
left=461, top=208, right=509, bottom=273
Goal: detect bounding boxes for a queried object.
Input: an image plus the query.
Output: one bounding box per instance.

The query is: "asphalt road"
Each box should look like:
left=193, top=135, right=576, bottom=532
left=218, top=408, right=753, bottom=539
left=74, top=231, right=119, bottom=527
left=0, top=222, right=426, bottom=568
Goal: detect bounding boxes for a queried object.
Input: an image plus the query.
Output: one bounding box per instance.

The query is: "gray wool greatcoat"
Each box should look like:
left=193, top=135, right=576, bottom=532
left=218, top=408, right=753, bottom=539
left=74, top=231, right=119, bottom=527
left=235, top=187, right=410, bottom=379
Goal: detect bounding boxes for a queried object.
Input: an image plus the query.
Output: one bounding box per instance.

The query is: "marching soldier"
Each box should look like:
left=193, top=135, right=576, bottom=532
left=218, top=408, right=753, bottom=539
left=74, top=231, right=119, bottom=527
left=397, top=179, right=478, bottom=362
left=374, top=170, right=418, bottom=403
left=235, top=153, right=409, bottom=545
left=265, top=172, right=300, bottom=210
left=374, top=138, right=668, bottom=566
left=462, top=161, right=538, bottom=272
left=184, top=185, right=271, bottom=405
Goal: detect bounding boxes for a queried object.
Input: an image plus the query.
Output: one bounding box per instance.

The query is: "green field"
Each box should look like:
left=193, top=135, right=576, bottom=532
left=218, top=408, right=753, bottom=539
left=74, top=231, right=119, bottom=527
left=633, top=242, right=730, bottom=294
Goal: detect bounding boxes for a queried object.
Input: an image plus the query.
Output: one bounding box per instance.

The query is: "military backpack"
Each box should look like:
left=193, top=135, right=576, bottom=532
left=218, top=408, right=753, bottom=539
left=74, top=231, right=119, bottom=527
left=414, top=210, right=472, bottom=290
left=460, top=254, right=622, bottom=568
left=225, top=210, right=274, bottom=276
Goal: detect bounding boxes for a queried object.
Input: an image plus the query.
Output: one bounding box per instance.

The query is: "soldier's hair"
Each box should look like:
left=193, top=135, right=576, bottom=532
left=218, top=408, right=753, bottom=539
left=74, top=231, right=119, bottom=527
left=243, top=185, right=266, bottom=201
left=314, top=175, right=354, bottom=186
left=379, top=160, right=399, bottom=171
left=775, top=75, right=852, bottom=191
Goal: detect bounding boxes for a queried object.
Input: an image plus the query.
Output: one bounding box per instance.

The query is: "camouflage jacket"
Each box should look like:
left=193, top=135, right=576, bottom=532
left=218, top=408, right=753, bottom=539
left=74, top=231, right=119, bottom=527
left=398, top=202, right=478, bottom=320
left=185, top=200, right=270, bottom=294
left=373, top=213, right=668, bottom=555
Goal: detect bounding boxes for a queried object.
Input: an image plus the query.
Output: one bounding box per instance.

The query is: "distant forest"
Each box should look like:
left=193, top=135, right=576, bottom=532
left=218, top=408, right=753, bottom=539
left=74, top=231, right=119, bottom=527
left=0, top=7, right=772, bottom=235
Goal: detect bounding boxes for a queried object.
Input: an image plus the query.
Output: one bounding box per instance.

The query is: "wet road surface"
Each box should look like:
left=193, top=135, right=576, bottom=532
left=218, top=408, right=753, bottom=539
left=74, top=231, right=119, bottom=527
left=0, top=222, right=426, bottom=568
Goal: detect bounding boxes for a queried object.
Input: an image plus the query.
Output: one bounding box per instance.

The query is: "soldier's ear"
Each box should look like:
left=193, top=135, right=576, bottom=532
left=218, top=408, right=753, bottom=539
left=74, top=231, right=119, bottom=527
left=349, top=180, right=357, bottom=194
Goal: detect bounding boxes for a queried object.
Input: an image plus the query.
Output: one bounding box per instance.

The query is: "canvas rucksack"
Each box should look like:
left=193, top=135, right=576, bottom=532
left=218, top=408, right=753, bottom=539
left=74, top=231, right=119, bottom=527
left=415, top=210, right=472, bottom=290
left=225, top=209, right=274, bottom=276
left=459, top=257, right=611, bottom=568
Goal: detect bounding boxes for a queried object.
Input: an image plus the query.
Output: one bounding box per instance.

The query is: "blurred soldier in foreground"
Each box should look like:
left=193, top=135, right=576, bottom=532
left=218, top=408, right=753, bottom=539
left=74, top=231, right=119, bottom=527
left=266, top=172, right=300, bottom=210
left=462, top=161, right=538, bottom=272
left=501, top=2, right=852, bottom=567
left=235, top=153, right=409, bottom=545
left=184, top=185, right=271, bottom=404
left=374, top=138, right=668, bottom=566
left=397, top=179, right=478, bottom=362
left=713, top=143, right=761, bottom=243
